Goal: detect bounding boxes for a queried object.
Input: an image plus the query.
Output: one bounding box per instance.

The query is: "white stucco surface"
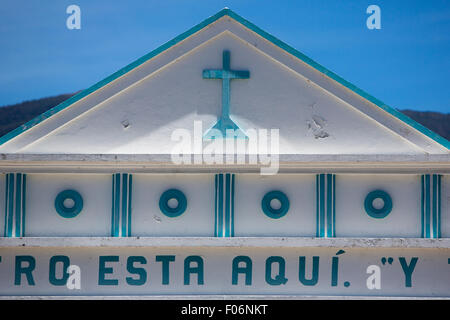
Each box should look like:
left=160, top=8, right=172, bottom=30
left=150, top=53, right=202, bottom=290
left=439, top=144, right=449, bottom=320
left=13, top=33, right=422, bottom=155
left=234, top=174, right=316, bottom=236
left=131, top=174, right=215, bottom=236
left=0, top=18, right=446, bottom=155
left=0, top=173, right=446, bottom=238
left=335, top=174, right=421, bottom=237
left=25, top=174, right=111, bottom=236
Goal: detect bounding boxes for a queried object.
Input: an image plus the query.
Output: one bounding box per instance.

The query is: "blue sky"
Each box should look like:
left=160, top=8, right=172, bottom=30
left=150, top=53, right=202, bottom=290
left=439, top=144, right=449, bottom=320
left=0, top=0, right=449, bottom=113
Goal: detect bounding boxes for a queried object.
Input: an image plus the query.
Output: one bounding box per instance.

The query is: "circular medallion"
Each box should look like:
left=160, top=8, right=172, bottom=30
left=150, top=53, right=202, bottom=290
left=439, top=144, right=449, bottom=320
left=159, top=189, right=187, bottom=218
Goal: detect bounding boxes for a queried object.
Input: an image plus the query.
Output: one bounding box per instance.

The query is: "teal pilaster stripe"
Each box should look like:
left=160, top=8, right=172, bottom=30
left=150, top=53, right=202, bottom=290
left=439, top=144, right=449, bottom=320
left=121, top=173, right=128, bottom=237
left=7, top=174, right=13, bottom=237
left=426, top=175, right=429, bottom=238
left=15, top=173, right=22, bottom=238
left=4, top=173, right=27, bottom=237
left=4, top=174, right=9, bottom=237
left=432, top=175, right=437, bottom=238
left=421, top=175, right=424, bottom=238
left=231, top=174, right=235, bottom=237
left=225, top=174, right=231, bottom=237
left=421, top=174, right=441, bottom=239
left=326, top=174, right=332, bottom=237
left=111, top=175, right=115, bottom=237
left=332, top=174, right=336, bottom=237
left=319, top=174, right=325, bottom=237
left=218, top=174, right=223, bottom=236
left=315, top=174, right=319, bottom=237
left=113, top=174, right=120, bottom=236
left=21, top=174, right=26, bottom=237
left=316, top=174, right=336, bottom=238
left=214, top=173, right=235, bottom=237
left=438, top=174, right=441, bottom=238
left=111, top=173, right=133, bottom=237
left=128, top=174, right=132, bottom=237
left=214, top=174, right=219, bottom=237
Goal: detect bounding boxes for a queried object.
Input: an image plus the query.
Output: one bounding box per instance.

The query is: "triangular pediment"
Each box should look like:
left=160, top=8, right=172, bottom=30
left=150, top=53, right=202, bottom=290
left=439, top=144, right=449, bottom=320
left=0, top=9, right=448, bottom=157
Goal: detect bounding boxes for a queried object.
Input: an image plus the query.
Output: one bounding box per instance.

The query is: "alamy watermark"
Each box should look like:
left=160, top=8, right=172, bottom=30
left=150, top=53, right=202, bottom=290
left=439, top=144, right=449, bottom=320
left=171, top=121, right=280, bottom=175
left=66, top=5, right=81, bottom=30
left=366, top=5, right=381, bottom=30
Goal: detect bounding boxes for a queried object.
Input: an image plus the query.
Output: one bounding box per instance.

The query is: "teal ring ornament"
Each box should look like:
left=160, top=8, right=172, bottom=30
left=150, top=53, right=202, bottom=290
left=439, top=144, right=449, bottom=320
left=262, top=190, right=289, bottom=219
left=55, top=189, right=83, bottom=218
left=364, top=190, right=392, bottom=219
left=159, top=189, right=187, bottom=218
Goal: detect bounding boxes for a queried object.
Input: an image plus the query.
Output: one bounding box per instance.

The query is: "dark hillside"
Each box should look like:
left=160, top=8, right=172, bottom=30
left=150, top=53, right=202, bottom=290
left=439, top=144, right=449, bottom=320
left=0, top=93, right=76, bottom=137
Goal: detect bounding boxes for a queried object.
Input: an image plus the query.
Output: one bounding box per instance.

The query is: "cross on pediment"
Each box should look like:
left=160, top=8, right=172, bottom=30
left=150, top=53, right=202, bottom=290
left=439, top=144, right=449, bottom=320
left=203, top=50, right=250, bottom=139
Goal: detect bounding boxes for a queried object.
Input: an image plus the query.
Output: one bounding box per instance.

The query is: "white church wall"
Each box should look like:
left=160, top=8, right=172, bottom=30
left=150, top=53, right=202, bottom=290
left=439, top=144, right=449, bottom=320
left=131, top=174, right=215, bottom=236
left=0, top=172, right=447, bottom=238
left=25, top=174, right=111, bottom=237
left=335, top=174, right=421, bottom=238
left=234, top=174, right=316, bottom=237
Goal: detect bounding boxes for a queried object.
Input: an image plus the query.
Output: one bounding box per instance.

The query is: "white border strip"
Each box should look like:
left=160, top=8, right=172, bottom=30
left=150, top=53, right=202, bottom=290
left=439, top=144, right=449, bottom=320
left=0, top=237, right=449, bottom=248
left=1, top=294, right=449, bottom=300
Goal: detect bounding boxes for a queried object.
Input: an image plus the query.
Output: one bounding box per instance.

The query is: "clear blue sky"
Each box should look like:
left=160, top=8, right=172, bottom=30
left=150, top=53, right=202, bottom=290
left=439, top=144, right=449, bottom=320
left=0, top=0, right=449, bottom=113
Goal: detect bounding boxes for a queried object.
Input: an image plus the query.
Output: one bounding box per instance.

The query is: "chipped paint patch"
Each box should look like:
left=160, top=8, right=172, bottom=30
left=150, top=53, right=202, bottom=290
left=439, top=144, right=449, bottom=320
left=307, top=115, right=330, bottom=139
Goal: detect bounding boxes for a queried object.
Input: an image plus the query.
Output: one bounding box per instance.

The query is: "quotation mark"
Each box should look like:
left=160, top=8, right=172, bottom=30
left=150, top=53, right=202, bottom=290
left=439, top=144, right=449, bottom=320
left=381, top=257, right=393, bottom=265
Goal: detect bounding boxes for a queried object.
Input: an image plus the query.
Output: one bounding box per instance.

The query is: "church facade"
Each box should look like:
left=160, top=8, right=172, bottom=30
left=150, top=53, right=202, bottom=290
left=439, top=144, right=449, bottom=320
left=0, top=9, right=449, bottom=298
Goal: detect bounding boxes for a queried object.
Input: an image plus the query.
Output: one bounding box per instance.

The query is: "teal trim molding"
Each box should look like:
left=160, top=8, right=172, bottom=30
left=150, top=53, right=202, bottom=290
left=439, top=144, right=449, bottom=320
left=215, top=173, right=235, bottom=237
left=4, top=173, right=27, bottom=237
left=159, top=189, right=187, bottom=218
left=203, top=50, right=249, bottom=139
left=316, top=174, right=336, bottom=237
left=54, top=189, right=83, bottom=219
left=111, top=173, right=133, bottom=237
left=0, top=8, right=447, bottom=149
left=421, top=174, right=441, bottom=238
left=261, top=190, right=289, bottom=219
left=364, top=190, right=392, bottom=219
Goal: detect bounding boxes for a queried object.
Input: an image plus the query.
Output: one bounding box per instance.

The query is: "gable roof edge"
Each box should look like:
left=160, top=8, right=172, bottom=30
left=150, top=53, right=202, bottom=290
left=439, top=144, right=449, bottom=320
left=1, top=8, right=448, bottom=150
left=222, top=10, right=450, bottom=150
left=0, top=8, right=231, bottom=147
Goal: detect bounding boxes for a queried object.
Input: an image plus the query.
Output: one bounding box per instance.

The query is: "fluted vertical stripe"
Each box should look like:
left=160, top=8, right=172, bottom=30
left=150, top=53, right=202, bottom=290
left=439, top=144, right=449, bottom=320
left=4, top=173, right=26, bottom=237
left=421, top=174, right=441, bottom=238
left=214, top=173, right=235, bottom=237
left=316, top=174, right=336, bottom=238
left=111, top=173, right=132, bottom=237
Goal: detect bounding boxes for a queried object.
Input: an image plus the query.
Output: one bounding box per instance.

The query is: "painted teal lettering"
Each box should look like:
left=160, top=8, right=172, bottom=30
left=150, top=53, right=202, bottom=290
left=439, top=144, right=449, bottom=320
left=156, top=255, right=175, bottom=285
left=98, top=256, right=119, bottom=285
left=331, top=256, right=339, bottom=287
left=399, top=257, right=418, bottom=288
left=15, top=256, right=35, bottom=285
left=126, top=256, right=147, bottom=286
left=49, top=255, right=70, bottom=286
left=232, top=256, right=252, bottom=285
left=299, top=256, right=319, bottom=286
left=265, top=256, right=288, bottom=285
left=184, top=255, right=204, bottom=285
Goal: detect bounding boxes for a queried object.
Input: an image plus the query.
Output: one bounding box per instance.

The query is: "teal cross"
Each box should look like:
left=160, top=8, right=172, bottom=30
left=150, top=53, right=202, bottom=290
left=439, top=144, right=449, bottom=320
left=203, top=50, right=250, bottom=139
